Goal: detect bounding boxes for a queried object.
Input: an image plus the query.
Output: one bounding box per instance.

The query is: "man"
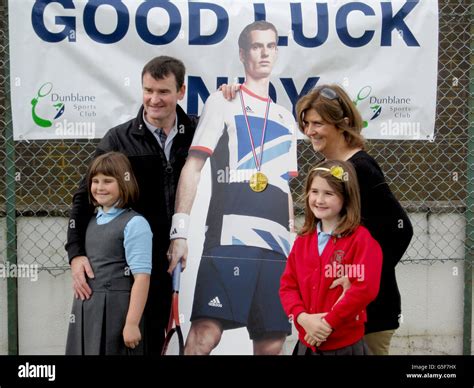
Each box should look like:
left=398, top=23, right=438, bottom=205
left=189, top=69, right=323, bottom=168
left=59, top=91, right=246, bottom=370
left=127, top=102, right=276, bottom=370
left=168, top=21, right=298, bottom=355
left=66, top=56, right=198, bottom=355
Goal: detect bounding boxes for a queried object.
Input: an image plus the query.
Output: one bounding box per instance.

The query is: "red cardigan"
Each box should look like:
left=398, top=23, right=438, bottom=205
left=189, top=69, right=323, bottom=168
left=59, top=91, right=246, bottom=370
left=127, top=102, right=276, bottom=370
left=279, top=225, right=382, bottom=351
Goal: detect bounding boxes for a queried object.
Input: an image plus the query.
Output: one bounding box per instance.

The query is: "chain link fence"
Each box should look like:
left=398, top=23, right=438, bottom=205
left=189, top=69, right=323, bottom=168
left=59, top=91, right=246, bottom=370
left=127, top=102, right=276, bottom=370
left=0, top=0, right=472, bottom=357
left=0, top=1, right=472, bottom=276
left=292, top=0, right=472, bottom=267
left=0, top=0, right=472, bottom=274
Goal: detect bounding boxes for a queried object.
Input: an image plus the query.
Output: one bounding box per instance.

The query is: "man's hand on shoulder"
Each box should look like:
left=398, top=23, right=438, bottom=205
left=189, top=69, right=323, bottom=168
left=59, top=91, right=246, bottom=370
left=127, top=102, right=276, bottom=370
left=219, top=83, right=241, bottom=101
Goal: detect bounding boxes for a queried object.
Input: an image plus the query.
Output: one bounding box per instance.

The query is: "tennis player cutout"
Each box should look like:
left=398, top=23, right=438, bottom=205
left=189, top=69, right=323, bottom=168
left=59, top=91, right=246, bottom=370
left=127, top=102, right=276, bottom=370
left=167, top=20, right=298, bottom=355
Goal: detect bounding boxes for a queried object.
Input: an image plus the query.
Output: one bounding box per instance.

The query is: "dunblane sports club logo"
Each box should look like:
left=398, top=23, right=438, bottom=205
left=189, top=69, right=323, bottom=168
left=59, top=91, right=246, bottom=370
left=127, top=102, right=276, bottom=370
left=353, top=85, right=381, bottom=128
left=31, top=82, right=65, bottom=128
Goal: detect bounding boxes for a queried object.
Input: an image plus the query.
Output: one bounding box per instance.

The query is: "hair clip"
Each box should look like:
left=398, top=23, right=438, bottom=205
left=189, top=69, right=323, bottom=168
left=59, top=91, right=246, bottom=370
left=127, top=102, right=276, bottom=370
left=319, top=87, right=338, bottom=100
left=313, top=166, right=344, bottom=181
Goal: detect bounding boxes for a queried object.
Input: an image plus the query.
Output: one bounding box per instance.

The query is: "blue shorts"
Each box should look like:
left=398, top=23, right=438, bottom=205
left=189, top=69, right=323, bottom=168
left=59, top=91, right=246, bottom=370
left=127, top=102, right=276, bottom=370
left=190, top=245, right=291, bottom=340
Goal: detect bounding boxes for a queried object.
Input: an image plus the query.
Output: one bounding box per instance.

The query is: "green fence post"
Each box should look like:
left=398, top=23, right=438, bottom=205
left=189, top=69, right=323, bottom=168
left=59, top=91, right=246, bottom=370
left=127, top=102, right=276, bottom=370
left=464, top=4, right=474, bottom=356
left=3, top=1, right=18, bottom=355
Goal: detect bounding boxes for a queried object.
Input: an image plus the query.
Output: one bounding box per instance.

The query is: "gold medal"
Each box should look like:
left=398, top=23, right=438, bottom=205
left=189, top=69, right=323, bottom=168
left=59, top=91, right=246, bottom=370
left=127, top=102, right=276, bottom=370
left=239, top=87, right=272, bottom=194
left=249, top=172, right=268, bottom=192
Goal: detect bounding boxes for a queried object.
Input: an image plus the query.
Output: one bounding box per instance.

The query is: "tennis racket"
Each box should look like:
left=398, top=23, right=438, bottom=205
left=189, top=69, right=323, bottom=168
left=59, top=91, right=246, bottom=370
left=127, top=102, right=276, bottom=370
left=161, top=261, right=185, bottom=355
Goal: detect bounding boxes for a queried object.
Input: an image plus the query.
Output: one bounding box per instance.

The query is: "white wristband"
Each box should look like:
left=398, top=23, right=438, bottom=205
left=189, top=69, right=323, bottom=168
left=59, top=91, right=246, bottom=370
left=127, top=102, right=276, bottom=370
left=170, top=213, right=190, bottom=240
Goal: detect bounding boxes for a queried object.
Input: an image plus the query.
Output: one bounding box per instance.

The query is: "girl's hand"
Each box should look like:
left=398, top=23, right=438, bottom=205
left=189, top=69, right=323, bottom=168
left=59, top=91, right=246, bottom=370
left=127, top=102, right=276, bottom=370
left=304, top=334, right=324, bottom=348
left=329, top=276, right=351, bottom=307
left=123, top=323, right=141, bottom=349
left=298, top=312, right=333, bottom=343
left=304, top=333, right=320, bottom=346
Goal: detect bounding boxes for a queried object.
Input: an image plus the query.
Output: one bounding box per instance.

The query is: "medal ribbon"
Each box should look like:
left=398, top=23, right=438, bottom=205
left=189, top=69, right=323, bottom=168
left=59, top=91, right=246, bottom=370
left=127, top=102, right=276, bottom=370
left=239, top=88, right=271, bottom=172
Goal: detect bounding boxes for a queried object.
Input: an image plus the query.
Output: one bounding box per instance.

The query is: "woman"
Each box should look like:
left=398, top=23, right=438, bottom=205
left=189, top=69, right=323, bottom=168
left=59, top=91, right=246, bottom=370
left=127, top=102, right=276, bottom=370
left=295, top=84, right=413, bottom=355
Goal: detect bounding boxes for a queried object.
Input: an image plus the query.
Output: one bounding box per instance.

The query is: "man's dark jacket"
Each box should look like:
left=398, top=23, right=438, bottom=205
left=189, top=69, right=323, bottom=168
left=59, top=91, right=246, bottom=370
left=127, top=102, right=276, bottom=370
left=66, top=105, right=198, bottom=354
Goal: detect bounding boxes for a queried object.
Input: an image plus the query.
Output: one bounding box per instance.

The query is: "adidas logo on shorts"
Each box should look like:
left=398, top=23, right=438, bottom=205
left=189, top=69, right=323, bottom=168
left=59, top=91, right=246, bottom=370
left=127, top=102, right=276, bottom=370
left=208, top=296, right=222, bottom=308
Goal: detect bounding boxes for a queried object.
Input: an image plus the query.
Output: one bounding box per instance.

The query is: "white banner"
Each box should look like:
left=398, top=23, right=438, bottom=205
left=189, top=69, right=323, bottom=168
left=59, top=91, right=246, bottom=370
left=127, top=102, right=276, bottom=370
left=9, top=0, right=438, bottom=141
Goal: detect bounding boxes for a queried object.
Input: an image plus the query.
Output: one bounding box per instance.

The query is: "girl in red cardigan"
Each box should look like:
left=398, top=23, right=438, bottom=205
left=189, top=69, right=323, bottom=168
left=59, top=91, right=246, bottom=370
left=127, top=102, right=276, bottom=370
left=280, top=160, right=382, bottom=355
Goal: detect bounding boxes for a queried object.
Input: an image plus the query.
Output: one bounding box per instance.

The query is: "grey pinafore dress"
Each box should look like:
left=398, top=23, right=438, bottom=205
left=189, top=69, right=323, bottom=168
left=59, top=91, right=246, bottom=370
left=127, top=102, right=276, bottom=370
left=65, top=209, right=144, bottom=355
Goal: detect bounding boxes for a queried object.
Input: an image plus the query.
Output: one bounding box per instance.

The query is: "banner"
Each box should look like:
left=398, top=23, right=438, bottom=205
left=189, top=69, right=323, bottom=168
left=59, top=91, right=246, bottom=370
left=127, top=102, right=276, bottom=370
left=9, top=0, right=438, bottom=141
